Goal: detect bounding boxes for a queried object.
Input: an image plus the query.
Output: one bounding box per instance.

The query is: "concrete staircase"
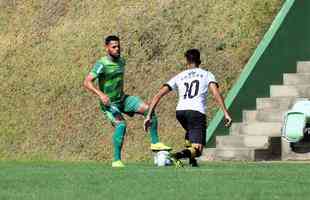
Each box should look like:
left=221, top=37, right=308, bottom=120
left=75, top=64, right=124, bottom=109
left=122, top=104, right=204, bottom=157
left=205, top=61, right=310, bottom=161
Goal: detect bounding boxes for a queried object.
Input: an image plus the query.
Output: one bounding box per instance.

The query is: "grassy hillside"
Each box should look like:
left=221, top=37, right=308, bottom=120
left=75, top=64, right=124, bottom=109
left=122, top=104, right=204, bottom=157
left=0, top=0, right=283, bottom=161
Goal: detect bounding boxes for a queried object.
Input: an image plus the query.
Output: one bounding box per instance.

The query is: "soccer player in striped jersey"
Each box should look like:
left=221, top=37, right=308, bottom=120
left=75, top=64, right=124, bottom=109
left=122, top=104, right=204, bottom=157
left=144, top=49, right=232, bottom=167
left=84, top=35, right=171, bottom=167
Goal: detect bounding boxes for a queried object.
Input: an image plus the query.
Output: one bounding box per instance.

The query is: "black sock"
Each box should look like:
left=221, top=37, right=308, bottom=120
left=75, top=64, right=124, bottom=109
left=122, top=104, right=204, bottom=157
left=189, top=157, right=198, bottom=167
left=173, top=149, right=192, bottom=159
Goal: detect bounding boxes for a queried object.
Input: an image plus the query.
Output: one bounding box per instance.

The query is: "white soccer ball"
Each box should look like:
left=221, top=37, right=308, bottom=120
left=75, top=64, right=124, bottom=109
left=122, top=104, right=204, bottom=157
left=154, top=153, right=158, bottom=165
left=155, top=151, right=172, bottom=167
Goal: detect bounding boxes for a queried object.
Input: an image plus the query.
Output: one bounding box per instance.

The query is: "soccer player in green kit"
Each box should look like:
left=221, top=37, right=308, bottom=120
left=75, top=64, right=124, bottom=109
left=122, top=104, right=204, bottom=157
left=84, top=35, right=171, bottom=167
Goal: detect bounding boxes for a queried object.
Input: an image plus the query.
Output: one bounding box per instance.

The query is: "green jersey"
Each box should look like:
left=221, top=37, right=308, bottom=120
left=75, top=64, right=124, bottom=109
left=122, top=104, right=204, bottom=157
left=90, top=56, right=126, bottom=103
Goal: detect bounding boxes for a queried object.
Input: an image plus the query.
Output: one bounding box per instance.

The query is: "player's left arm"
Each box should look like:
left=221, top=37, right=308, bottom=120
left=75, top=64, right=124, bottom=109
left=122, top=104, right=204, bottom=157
left=144, top=85, right=171, bottom=131
left=209, top=83, right=232, bottom=127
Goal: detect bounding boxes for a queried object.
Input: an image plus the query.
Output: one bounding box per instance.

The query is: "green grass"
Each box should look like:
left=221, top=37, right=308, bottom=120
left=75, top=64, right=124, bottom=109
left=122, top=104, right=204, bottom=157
left=1, top=161, right=310, bottom=200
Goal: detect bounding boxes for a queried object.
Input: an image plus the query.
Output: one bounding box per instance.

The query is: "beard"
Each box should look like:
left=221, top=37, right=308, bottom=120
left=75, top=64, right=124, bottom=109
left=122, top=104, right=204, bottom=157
left=109, top=52, right=120, bottom=59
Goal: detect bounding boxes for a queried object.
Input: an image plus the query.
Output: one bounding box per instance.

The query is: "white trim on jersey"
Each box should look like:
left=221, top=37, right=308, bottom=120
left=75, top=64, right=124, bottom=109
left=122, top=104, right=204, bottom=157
left=96, top=64, right=104, bottom=74
left=166, top=68, right=217, bottom=114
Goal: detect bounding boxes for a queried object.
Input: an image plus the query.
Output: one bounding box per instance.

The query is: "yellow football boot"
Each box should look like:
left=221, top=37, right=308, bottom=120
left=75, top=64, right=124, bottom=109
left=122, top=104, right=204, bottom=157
left=150, top=142, right=172, bottom=151
left=112, top=160, right=125, bottom=168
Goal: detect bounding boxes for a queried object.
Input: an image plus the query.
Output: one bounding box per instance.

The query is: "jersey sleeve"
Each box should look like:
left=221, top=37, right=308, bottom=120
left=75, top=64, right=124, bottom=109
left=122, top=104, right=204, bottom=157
left=207, top=71, right=219, bottom=87
left=165, top=75, right=178, bottom=91
left=89, top=62, right=105, bottom=79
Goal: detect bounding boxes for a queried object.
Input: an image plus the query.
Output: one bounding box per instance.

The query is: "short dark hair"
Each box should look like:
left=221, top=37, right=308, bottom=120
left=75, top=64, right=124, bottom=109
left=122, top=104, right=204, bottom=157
left=185, top=49, right=201, bottom=65
left=105, top=35, right=120, bottom=45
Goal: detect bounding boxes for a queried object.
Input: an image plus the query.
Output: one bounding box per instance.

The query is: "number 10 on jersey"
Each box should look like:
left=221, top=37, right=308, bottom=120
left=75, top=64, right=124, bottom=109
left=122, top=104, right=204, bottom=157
left=183, top=80, right=200, bottom=99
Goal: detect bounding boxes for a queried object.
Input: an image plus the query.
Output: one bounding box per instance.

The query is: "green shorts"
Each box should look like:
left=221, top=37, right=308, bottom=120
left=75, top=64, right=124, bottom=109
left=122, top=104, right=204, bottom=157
left=100, top=95, right=144, bottom=125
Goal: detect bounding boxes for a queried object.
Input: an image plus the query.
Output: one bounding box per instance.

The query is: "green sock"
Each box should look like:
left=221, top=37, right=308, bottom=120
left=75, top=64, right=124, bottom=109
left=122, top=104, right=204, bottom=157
left=144, top=112, right=159, bottom=144
left=112, top=122, right=126, bottom=161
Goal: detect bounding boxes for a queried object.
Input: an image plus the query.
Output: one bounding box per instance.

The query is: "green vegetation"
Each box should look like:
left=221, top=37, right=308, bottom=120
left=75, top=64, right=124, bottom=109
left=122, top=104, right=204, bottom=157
left=1, top=161, right=310, bottom=200
left=0, top=0, right=282, bottom=160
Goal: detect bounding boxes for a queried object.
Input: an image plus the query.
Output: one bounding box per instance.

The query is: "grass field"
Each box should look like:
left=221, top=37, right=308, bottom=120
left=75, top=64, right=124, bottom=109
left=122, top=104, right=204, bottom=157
left=1, top=161, right=310, bottom=200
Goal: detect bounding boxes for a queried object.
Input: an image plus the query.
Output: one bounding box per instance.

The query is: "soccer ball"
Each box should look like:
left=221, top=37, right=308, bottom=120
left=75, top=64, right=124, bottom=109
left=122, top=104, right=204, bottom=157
left=154, top=151, right=172, bottom=167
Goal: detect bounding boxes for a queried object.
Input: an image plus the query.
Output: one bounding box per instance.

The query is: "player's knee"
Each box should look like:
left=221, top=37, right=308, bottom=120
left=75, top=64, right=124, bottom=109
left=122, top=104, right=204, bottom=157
left=138, top=103, right=149, bottom=114
left=144, top=103, right=150, bottom=111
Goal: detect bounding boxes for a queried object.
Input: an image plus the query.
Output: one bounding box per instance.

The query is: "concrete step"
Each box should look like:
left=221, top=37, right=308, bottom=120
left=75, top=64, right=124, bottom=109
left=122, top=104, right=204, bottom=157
left=270, top=85, right=310, bottom=97
left=256, top=97, right=307, bottom=110
left=283, top=73, right=310, bottom=85
left=242, top=110, right=257, bottom=122
left=200, top=148, right=216, bottom=161
left=243, top=109, right=286, bottom=122
left=216, top=135, right=271, bottom=148
left=213, top=136, right=281, bottom=161
left=230, top=123, right=242, bottom=134
left=231, top=122, right=282, bottom=136
left=212, top=148, right=273, bottom=161
left=297, top=61, right=310, bottom=73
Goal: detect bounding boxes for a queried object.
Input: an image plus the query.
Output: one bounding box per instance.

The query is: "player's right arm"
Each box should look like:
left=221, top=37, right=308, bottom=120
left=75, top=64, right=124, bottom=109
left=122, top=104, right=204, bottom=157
left=144, top=75, right=178, bottom=131
left=84, top=75, right=110, bottom=106
left=144, top=85, right=171, bottom=131
left=84, top=61, right=110, bottom=106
